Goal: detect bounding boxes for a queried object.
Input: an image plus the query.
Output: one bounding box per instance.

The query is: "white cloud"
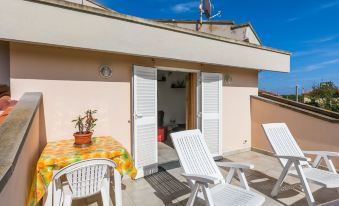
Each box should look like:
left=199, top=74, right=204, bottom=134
left=295, top=58, right=339, bottom=72
left=171, top=1, right=199, bottom=13
left=303, top=35, right=338, bottom=44
left=286, top=1, right=339, bottom=23
left=320, top=1, right=339, bottom=9
left=287, top=17, right=301, bottom=22
left=293, top=44, right=339, bottom=57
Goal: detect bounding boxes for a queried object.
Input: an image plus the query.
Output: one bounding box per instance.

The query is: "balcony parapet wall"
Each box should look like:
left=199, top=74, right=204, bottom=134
left=255, top=94, right=339, bottom=123
left=0, top=92, right=44, bottom=205
left=251, top=95, right=339, bottom=169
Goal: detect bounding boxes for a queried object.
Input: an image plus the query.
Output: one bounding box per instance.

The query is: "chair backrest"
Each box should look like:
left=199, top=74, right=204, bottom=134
left=171, top=129, right=224, bottom=182
left=53, top=158, right=116, bottom=198
left=262, top=123, right=309, bottom=167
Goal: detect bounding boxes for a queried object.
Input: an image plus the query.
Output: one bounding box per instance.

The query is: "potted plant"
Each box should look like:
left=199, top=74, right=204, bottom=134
left=72, top=109, right=97, bottom=146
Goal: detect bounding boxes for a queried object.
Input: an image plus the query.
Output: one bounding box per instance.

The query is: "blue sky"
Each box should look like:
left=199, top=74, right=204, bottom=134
left=97, top=0, right=339, bottom=94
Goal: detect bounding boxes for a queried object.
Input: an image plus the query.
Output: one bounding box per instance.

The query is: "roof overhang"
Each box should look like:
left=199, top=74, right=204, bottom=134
left=0, top=0, right=290, bottom=72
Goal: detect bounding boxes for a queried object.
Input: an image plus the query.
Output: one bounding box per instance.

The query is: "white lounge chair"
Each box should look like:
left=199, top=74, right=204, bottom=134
left=171, top=129, right=265, bottom=206
left=262, top=123, right=339, bottom=206
left=52, top=158, right=122, bottom=206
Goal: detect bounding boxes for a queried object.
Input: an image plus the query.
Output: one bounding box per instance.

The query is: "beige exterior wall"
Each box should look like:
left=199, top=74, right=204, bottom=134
left=10, top=43, right=258, bottom=153
left=0, top=41, right=10, bottom=86
left=0, top=108, right=41, bottom=206
left=251, top=97, right=339, bottom=167
left=10, top=43, right=134, bottom=151
left=202, top=67, right=258, bottom=153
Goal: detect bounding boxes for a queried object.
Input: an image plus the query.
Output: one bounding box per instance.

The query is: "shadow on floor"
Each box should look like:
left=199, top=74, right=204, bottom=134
left=222, top=158, right=339, bottom=206
left=290, top=187, right=339, bottom=206
left=159, top=160, right=181, bottom=171
left=145, top=167, right=191, bottom=205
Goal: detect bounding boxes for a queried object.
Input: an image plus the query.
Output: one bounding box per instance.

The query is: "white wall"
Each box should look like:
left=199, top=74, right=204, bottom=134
left=245, top=27, right=261, bottom=45
left=0, top=41, right=10, bottom=86
left=64, top=0, right=105, bottom=9
left=157, top=71, right=187, bottom=126
left=0, top=0, right=290, bottom=72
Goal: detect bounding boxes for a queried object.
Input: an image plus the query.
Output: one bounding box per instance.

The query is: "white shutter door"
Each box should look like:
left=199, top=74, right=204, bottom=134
left=133, top=65, right=157, bottom=178
left=201, top=72, right=222, bottom=156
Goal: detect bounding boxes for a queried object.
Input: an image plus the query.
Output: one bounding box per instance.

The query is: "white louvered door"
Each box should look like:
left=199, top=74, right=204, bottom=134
left=133, top=65, right=157, bottom=178
left=199, top=72, right=222, bottom=157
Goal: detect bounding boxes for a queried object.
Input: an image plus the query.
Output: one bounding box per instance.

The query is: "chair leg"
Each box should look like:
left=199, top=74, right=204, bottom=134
left=101, top=178, right=110, bottom=206
left=295, top=164, right=316, bottom=206
left=323, top=156, right=337, bottom=174
left=63, top=194, right=72, bottom=206
left=53, top=179, right=62, bottom=206
left=186, top=183, right=200, bottom=206
left=311, top=155, right=322, bottom=168
left=113, top=169, right=122, bottom=206
left=201, top=183, right=214, bottom=206
left=236, top=168, right=250, bottom=191
left=225, top=168, right=235, bottom=184
left=271, top=160, right=292, bottom=197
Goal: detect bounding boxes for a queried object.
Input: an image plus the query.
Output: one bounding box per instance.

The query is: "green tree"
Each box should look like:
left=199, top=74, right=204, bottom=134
left=309, top=82, right=339, bottom=112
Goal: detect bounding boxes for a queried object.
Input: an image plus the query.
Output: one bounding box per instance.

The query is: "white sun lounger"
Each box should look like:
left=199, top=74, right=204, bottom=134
left=262, top=123, right=339, bottom=206
left=171, top=129, right=265, bottom=206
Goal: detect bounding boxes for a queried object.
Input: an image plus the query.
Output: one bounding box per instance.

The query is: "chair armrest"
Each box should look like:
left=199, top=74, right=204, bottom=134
left=216, top=162, right=254, bottom=170
left=275, top=155, right=311, bottom=162
left=303, top=151, right=338, bottom=173
left=181, top=173, right=220, bottom=184
left=303, top=151, right=339, bottom=157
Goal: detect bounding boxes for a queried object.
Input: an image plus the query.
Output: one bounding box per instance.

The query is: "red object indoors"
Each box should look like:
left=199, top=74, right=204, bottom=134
left=157, top=127, right=166, bottom=142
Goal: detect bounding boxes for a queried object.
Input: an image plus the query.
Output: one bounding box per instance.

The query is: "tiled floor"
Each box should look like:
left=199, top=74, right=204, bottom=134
left=74, top=151, right=339, bottom=206
left=158, top=142, right=178, bottom=165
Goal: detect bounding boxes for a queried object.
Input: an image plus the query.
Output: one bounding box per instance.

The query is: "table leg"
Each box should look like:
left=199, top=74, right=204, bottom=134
left=114, top=169, right=122, bottom=206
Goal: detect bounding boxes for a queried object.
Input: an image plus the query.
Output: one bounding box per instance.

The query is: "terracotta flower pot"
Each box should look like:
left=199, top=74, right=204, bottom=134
left=74, top=132, right=93, bottom=145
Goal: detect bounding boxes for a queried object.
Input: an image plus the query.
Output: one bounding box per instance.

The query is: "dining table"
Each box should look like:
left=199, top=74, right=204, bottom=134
left=28, top=136, right=137, bottom=206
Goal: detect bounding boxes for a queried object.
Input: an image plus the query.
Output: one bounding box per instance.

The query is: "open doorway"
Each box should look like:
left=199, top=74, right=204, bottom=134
left=132, top=65, right=222, bottom=177
left=157, top=70, right=197, bottom=165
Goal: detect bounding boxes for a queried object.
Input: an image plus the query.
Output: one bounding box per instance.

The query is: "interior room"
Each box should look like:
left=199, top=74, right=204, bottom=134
left=157, top=70, right=189, bottom=165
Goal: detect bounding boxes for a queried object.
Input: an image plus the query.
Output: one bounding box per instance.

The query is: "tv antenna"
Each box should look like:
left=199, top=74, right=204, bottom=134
left=199, top=0, right=222, bottom=31
left=210, top=10, right=222, bottom=19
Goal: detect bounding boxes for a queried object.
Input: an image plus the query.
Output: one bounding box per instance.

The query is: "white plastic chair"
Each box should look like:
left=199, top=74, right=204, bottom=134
left=262, top=123, right=339, bottom=206
left=52, top=158, right=122, bottom=206
left=171, top=129, right=265, bottom=206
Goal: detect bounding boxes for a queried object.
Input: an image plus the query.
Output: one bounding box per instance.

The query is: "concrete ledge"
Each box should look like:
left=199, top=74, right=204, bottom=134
left=0, top=92, right=42, bottom=192
left=260, top=93, right=339, bottom=118
left=251, top=95, right=339, bottom=123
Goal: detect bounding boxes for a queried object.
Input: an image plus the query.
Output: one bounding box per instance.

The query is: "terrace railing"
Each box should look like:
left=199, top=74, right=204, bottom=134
left=0, top=92, right=45, bottom=205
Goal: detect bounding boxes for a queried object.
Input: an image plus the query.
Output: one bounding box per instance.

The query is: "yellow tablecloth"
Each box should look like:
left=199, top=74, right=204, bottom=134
left=28, top=136, right=137, bottom=206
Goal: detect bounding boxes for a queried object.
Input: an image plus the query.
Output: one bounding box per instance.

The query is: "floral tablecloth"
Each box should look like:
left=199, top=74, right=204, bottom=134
left=28, top=136, right=137, bottom=206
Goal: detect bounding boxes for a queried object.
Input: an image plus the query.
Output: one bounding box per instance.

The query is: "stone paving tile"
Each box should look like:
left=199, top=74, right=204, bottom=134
left=262, top=197, right=284, bottom=206
left=158, top=143, right=179, bottom=165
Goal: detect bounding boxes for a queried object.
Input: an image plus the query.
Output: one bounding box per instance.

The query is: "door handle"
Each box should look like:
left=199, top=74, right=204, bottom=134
left=135, top=114, right=143, bottom=119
